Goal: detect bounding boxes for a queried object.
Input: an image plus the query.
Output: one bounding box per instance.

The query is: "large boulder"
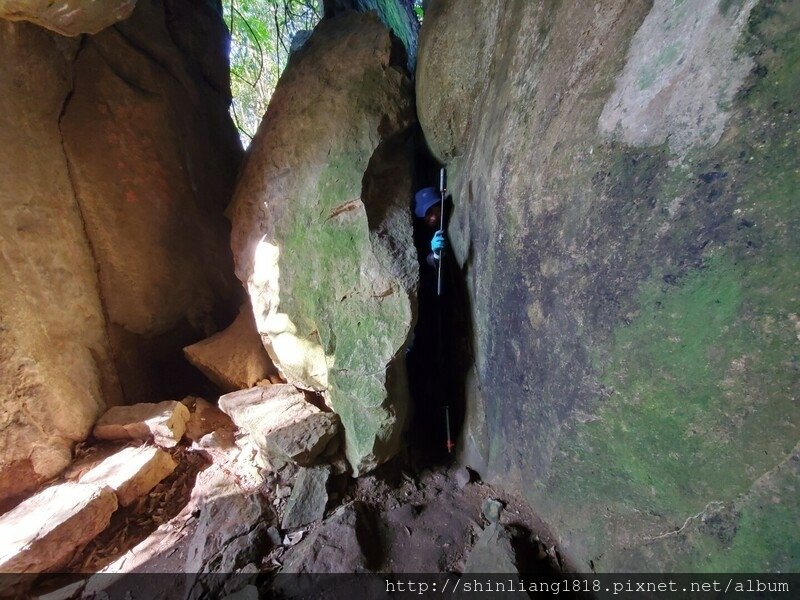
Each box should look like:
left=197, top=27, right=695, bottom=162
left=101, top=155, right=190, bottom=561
left=0, top=0, right=240, bottom=502
left=0, top=0, right=135, bottom=36
left=228, top=12, right=417, bottom=475
left=417, top=0, right=800, bottom=571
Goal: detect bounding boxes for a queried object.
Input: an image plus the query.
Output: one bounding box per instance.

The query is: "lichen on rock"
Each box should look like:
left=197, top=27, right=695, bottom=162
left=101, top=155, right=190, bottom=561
left=229, top=12, right=417, bottom=475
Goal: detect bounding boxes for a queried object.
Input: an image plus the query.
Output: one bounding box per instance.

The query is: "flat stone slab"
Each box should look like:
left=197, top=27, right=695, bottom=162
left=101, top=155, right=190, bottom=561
left=78, top=445, right=177, bottom=506
left=0, top=482, right=118, bottom=573
left=93, top=400, right=190, bottom=448
left=218, top=385, right=319, bottom=449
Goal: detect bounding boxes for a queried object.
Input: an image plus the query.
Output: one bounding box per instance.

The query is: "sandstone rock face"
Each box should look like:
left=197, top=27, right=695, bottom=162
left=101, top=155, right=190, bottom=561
left=93, top=401, right=190, bottom=447
left=184, top=304, right=279, bottom=392
left=0, top=482, right=118, bottom=573
left=78, top=445, right=177, bottom=506
left=229, top=13, right=417, bottom=475
left=0, top=0, right=240, bottom=502
left=0, top=0, right=135, bottom=36
left=417, top=0, right=800, bottom=571
left=60, top=0, right=241, bottom=403
left=323, top=0, right=419, bottom=70
left=0, top=23, right=119, bottom=505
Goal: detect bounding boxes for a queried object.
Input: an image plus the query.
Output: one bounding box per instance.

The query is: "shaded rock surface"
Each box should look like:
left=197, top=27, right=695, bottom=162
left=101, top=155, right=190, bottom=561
left=281, top=501, right=373, bottom=574
left=93, top=401, right=190, bottom=448
left=184, top=467, right=273, bottom=599
left=463, top=523, right=518, bottom=574
left=0, top=0, right=135, bottom=35
left=0, top=0, right=240, bottom=502
left=78, top=445, right=177, bottom=506
left=0, top=482, right=118, bottom=573
left=228, top=11, right=417, bottom=476
left=184, top=397, right=236, bottom=443
left=417, top=0, right=800, bottom=571
left=281, top=465, right=331, bottom=529
left=265, top=412, right=341, bottom=466
left=322, top=0, right=419, bottom=70
left=184, top=303, right=279, bottom=393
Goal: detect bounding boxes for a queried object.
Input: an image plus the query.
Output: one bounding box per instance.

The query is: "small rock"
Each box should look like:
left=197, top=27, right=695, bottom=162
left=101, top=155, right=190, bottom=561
left=283, top=530, right=304, bottom=546
left=276, top=485, right=292, bottom=499
left=195, top=429, right=236, bottom=450
left=454, top=466, right=472, bottom=489
left=93, top=400, right=190, bottom=447
left=0, top=482, right=118, bottom=574
left=184, top=398, right=235, bottom=442
left=281, top=465, right=331, bottom=529
left=78, top=445, right=176, bottom=506
left=218, top=385, right=320, bottom=459
left=185, top=486, right=272, bottom=599
left=482, top=497, right=504, bottom=523
left=464, top=523, right=520, bottom=575
left=329, top=456, right=350, bottom=475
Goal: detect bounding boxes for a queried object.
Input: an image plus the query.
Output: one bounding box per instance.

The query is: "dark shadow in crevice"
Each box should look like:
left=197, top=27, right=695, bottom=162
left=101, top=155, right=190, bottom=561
left=404, top=128, right=473, bottom=471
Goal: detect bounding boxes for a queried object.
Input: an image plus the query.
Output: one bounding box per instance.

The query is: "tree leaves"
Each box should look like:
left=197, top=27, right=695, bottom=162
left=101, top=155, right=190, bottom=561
left=225, top=0, right=320, bottom=143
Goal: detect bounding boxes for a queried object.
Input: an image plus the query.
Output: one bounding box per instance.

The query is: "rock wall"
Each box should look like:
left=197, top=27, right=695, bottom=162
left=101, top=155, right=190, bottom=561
left=417, top=0, right=799, bottom=571
left=229, top=12, right=417, bottom=475
left=0, top=0, right=241, bottom=503
left=0, top=0, right=135, bottom=36
left=324, top=0, right=419, bottom=69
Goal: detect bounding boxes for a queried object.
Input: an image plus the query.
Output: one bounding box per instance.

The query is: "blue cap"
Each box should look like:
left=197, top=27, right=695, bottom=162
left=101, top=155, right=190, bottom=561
left=414, top=187, right=440, bottom=218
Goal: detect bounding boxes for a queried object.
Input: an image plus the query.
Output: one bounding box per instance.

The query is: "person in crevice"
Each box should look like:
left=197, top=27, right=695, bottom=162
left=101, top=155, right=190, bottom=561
left=414, top=186, right=447, bottom=266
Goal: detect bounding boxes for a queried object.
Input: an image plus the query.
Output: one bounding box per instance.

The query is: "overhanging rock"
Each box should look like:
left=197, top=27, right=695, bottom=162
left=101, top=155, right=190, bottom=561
left=229, top=13, right=417, bottom=475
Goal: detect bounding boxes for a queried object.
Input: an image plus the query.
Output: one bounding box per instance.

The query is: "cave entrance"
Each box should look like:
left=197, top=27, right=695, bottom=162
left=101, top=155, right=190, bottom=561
left=405, top=132, right=469, bottom=466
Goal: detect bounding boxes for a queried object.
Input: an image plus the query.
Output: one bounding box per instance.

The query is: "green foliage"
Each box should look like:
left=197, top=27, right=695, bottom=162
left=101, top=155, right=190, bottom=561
left=224, top=0, right=320, bottom=144
left=413, top=0, right=424, bottom=21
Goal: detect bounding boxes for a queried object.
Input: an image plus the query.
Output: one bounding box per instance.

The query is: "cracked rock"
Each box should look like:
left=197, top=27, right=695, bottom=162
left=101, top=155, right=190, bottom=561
left=281, top=465, right=331, bottom=529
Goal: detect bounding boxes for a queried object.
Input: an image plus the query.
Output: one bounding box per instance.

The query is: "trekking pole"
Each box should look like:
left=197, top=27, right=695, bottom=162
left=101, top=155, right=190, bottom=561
left=436, top=167, right=454, bottom=453
left=437, top=168, right=447, bottom=296
left=445, top=405, right=454, bottom=454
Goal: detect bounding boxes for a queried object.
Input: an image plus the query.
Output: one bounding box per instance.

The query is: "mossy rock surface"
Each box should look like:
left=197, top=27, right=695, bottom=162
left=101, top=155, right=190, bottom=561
left=229, top=13, right=417, bottom=475
left=417, top=0, right=799, bottom=570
